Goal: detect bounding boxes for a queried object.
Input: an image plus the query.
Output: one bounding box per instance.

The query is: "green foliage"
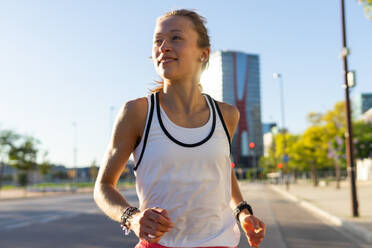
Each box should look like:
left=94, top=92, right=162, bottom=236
left=8, top=135, right=40, bottom=171
left=260, top=100, right=372, bottom=176
left=259, top=154, right=278, bottom=174
left=259, top=132, right=300, bottom=173
left=89, top=159, right=99, bottom=181
left=0, top=130, right=21, bottom=162
left=0, top=129, right=52, bottom=186
left=39, top=151, right=53, bottom=176
left=332, top=120, right=372, bottom=161
left=296, top=126, right=333, bottom=170
left=353, top=120, right=372, bottom=159
left=359, top=0, right=372, bottom=19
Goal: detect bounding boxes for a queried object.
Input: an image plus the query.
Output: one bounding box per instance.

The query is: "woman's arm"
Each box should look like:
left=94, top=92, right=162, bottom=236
left=215, top=102, right=246, bottom=211
left=93, top=98, right=147, bottom=223
left=93, top=97, right=174, bottom=243
left=218, top=101, right=266, bottom=247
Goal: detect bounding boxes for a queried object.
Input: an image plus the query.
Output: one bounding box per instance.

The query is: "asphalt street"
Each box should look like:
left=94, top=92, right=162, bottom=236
left=0, top=183, right=369, bottom=248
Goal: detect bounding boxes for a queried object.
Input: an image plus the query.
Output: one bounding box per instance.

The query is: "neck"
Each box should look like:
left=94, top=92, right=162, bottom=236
left=161, top=77, right=205, bottom=114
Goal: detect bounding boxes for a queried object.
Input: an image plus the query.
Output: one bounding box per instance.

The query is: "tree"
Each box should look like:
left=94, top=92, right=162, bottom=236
left=295, top=126, right=333, bottom=186
left=89, top=159, right=99, bottom=182
left=259, top=143, right=280, bottom=176
left=8, top=135, right=40, bottom=186
left=307, top=112, right=323, bottom=126
left=259, top=132, right=299, bottom=179
left=359, top=0, right=372, bottom=19
left=38, top=151, right=53, bottom=181
left=353, top=120, right=372, bottom=159
left=319, top=102, right=346, bottom=188
left=0, top=130, right=21, bottom=188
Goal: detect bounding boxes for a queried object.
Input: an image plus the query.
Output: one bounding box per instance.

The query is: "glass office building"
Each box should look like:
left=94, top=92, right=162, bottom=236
left=201, top=50, right=263, bottom=168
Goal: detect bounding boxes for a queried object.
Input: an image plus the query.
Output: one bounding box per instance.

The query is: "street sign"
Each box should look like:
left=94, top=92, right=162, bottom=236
left=283, top=155, right=289, bottom=163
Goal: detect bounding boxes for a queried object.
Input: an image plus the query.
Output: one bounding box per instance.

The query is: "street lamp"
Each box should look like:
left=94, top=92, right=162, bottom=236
left=110, top=106, right=115, bottom=136
left=273, top=73, right=289, bottom=190
left=72, top=122, right=78, bottom=186
left=273, top=73, right=286, bottom=131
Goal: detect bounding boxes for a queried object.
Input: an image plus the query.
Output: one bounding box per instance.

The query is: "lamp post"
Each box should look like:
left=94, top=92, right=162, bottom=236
left=72, top=122, right=78, bottom=185
left=273, top=73, right=286, bottom=130
left=110, top=106, right=115, bottom=136
left=273, top=73, right=289, bottom=190
left=340, top=0, right=359, bottom=217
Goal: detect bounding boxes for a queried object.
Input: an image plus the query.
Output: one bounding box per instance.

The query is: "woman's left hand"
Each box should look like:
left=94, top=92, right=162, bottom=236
left=239, top=212, right=266, bottom=248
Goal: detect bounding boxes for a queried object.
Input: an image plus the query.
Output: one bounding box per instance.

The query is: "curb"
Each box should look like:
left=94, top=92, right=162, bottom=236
left=0, top=186, right=133, bottom=201
left=269, top=184, right=372, bottom=244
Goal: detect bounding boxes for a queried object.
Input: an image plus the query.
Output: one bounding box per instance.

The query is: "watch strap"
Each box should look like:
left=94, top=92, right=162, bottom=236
left=234, top=201, right=253, bottom=222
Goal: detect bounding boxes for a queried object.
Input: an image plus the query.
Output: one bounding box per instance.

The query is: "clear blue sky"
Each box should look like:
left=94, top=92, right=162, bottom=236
left=1, top=1, right=371, bottom=168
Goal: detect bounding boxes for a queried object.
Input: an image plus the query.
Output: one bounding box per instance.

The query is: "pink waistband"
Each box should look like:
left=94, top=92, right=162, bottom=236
left=135, top=240, right=237, bottom=248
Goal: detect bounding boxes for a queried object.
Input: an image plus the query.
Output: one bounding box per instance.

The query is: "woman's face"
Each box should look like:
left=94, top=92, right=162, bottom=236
left=152, top=16, right=206, bottom=82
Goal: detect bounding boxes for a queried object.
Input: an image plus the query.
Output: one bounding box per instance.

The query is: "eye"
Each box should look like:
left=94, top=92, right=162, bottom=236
left=172, top=35, right=181, bottom=40
left=154, top=39, right=162, bottom=45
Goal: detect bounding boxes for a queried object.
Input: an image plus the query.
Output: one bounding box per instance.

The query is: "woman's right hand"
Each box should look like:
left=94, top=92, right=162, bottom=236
left=130, top=207, right=174, bottom=243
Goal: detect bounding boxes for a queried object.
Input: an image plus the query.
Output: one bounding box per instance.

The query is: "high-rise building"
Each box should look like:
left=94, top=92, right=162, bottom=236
left=353, top=93, right=372, bottom=120
left=201, top=50, right=263, bottom=168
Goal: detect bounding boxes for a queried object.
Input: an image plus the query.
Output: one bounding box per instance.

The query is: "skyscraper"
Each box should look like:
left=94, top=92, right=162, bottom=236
left=201, top=50, right=263, bottom=168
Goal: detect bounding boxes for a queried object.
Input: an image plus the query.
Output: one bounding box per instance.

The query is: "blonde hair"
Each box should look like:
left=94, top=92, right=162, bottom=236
left=150, top=9, right=210, bottom=93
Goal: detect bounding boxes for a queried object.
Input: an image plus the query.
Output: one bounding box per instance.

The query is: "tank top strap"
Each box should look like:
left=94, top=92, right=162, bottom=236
left=206, top=95, right=232, bottom=155
left=133, top=93, right=155, bottom=171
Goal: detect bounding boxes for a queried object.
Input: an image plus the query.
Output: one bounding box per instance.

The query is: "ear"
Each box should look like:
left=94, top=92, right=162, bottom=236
left=201, top=47, right=210, bottom=62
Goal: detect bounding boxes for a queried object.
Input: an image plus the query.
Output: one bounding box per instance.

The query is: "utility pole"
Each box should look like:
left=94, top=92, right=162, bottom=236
left=340, top=0, right=359, bottom=217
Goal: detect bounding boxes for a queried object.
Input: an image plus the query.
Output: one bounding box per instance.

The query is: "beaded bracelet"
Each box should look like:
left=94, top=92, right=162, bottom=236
left=120, top=206, right=140, bottom=236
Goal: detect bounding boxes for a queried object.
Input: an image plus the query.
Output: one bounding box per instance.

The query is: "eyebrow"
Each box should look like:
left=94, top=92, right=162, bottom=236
left=154, top=29, right=183, bottom=36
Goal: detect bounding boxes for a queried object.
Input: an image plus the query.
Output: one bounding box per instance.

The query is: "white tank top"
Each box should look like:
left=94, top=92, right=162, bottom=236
left=132, top=92, right=241, bottom=247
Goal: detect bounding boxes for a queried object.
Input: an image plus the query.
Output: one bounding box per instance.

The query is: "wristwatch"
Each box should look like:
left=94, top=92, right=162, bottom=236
left=233, top=201, right=253, bottom=222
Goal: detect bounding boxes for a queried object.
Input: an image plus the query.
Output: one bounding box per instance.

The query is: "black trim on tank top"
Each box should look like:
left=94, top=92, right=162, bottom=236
left=134, top=93, right=155, bottom=171
left=156, top=91, right=216, bottom=147
left=212, top=99, right=232, bottom=154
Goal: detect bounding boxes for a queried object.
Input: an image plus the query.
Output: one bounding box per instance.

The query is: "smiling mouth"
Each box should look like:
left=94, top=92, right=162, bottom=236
left=158, top=58, right=178, bottom=66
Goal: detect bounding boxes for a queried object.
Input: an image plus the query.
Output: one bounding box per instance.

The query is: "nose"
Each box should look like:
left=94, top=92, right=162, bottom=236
left=159, top=39, right=172, bottom=53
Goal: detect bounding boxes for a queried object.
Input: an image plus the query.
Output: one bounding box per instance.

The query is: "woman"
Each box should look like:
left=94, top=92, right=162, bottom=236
left=94, top=9, right=266, bottom=248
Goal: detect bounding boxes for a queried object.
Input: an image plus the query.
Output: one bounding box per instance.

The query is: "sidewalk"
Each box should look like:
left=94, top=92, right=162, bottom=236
left=270, top=179, right=372, bottom=243
left=0, top=187, right=94, bottom=200
left=0, top=186, right=130, bottom=201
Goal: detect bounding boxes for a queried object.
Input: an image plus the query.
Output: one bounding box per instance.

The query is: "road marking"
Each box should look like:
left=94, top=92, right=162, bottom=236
left=4, top=221, right=31, bottom=230
left=1, top=212, right=83, bottom=230
left=39, top=215, right=62, bottom=223
left=262, top=187, right=288, bottom=248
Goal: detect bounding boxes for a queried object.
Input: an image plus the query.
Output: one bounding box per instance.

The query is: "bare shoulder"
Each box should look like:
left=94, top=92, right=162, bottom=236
left=95, top=96, right=148, bottom=186
left=113, top=96, right=148, bottom=148
left=215, top=101, right=240, bottom=141
left=215, top=101, right=240, bottom=125
left=119, top=96, right=147, bottom=119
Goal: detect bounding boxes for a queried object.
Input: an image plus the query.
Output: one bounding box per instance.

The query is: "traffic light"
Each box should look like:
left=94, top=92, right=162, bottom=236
left=249, top=142, right=255, bottom=149
left=277, top=163, right=283, bottom=169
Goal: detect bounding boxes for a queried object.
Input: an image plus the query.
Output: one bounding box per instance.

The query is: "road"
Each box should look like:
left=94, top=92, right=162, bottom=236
left=0, top=183, right=369, bottom=248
